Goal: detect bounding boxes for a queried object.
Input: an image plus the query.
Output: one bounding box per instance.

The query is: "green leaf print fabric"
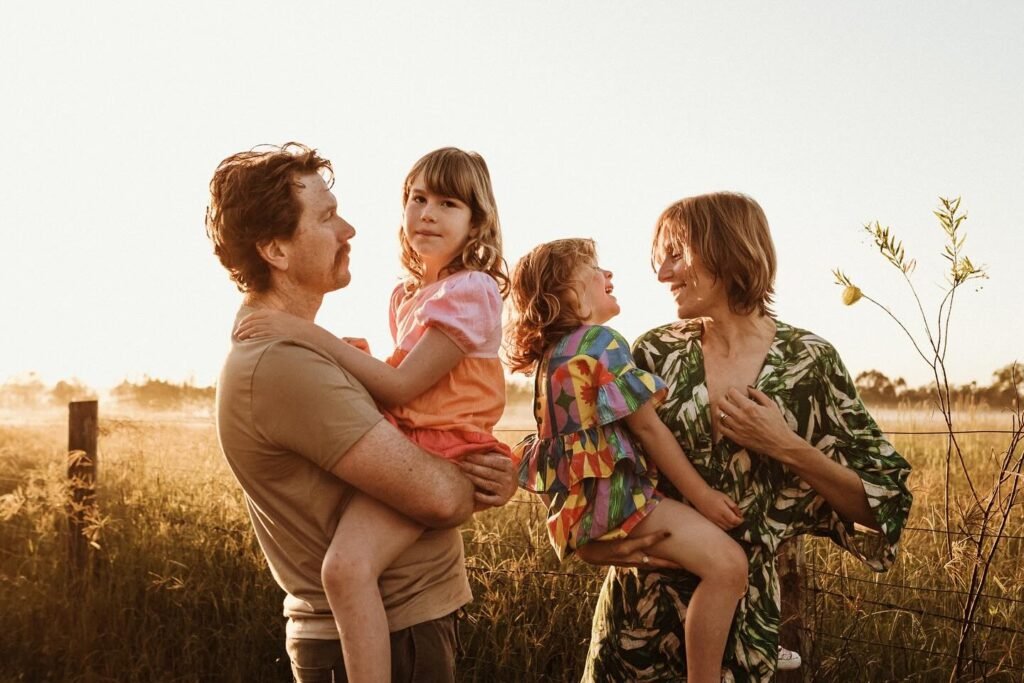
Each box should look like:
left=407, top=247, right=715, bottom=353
left=582, top=319, right=913, bottom=682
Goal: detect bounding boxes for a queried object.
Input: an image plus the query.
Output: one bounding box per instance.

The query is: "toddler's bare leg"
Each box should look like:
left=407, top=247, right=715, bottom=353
left=321, top=491, right=425, bottom=683
left=630, top=499, right=748, bottom=683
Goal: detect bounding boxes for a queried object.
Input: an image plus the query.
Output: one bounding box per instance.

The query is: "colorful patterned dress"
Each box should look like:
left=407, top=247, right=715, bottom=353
left=583, top=319, right=913, bottom=682
left=516, top=325, right=668, bottom=561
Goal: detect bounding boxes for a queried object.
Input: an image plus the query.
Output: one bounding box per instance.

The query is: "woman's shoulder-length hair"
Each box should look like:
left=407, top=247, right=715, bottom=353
left=652, top=191, right=777, bottom=317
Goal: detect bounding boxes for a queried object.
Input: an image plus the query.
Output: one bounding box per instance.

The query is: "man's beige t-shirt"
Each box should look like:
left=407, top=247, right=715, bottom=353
left=216, top=308, right=472, bottom=640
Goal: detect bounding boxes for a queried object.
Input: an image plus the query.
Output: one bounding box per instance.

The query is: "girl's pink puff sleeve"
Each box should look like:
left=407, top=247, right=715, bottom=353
left=414, top=271, right=501, bottom=354
left=388, top=283, right=406, bottom=344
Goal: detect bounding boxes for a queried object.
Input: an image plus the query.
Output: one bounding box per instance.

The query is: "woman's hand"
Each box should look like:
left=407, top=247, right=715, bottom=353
left=234, top=310, right=314, bottom=341
left=721, top=388, right=882, bottom=529
left=575, top=531, right=682, bottom=570
left=718, top=386, right=805, bottom=464
left=690, top=488, right=743, bottom=530
left=457, top=452, right=517, bottom=511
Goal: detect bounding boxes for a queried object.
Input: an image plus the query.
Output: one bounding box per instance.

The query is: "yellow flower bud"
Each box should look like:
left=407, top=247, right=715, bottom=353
left=842, top=285, right=863, bottom=306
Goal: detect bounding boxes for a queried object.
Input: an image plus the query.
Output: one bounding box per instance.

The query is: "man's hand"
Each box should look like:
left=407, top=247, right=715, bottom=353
left=574, top=531, right=682, bottom=570
left=457, top=452, right=517, bottom=511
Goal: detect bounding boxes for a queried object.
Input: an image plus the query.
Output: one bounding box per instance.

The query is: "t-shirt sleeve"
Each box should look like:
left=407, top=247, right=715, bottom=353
left=250, top=341, right=384, bottom=472
left=552, top=325, right=667, bottom=431
left=807, top=343, right=914, bottom=571
left=414, top=271, right=501, bottom=353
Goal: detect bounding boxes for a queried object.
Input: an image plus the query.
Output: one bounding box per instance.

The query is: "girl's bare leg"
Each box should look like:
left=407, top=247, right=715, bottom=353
left=630, top=499, right=749, bottom=683
left=321, top=491, right=424, bottom=683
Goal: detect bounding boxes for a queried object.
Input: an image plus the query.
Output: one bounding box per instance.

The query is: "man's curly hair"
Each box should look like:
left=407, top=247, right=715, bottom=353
left=205, top=142, right=333, bottom=292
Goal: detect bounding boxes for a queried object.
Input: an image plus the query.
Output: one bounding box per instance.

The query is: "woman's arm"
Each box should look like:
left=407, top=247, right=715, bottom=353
left=235, top=310, right=464, bottom=408
left=719, top=386, right=880, bottom=530
left=625, top=402, right=743, bottom=530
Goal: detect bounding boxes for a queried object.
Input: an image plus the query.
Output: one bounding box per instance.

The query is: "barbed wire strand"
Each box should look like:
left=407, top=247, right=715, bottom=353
left=807, top=566, right=1024, bottom=605
left=806, top=628, right=1024, bottom=673
left=809, top=585, right=1024, bottom=635
left=13, top=416, right=1019, bottom=435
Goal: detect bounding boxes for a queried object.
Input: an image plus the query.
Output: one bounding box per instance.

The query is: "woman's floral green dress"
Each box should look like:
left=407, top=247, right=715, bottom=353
left=582, top=319, right=913, bottom=682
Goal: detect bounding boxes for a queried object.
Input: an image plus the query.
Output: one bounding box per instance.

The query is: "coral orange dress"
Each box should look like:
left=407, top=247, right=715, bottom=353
left=384, top=270, right=511, bottom=461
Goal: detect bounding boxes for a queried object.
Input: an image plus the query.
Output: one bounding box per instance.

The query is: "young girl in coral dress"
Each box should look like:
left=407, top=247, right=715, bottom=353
left=236, top=147, right=510, bottom=682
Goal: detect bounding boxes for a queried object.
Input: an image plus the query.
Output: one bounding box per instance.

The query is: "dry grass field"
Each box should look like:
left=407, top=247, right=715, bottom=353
left=0, top=404, right=1021, bottom=682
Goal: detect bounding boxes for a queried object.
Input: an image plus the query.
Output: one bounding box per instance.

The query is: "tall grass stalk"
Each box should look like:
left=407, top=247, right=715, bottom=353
left=834, top=197, right=1023, bottom=681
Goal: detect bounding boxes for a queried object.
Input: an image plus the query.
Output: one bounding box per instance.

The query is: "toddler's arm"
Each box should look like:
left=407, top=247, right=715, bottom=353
left=235, top=309, right=464, bottom=408
left=625, top=403, right=743, bottom=530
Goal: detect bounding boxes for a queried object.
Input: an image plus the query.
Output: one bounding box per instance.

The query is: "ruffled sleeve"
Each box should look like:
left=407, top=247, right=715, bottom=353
left=414, top=271, right=502, bottom=354
left=515, top=433, right=567, bottom=495
left=807, top=343, right=913, bottom=571
left=548, top=325, right=667, bottom=434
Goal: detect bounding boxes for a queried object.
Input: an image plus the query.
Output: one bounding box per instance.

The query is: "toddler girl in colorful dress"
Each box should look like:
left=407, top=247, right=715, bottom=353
left=507, top=238, right=748, bottom=683
left=236, top=147, right=510, bottom=682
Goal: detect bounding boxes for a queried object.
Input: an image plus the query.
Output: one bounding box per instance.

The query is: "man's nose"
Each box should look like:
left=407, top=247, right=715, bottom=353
left=656, top=260, right=671, bottom=281
left=339, top=219, right=356, bottom=240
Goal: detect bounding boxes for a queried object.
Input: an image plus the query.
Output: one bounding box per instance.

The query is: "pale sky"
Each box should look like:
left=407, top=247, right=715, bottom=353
left=2, top=1, right=1021, bottom=391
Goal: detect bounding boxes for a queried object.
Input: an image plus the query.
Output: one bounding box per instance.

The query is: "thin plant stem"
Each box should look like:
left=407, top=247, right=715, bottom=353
left=859, top=294, right=934, bottom=368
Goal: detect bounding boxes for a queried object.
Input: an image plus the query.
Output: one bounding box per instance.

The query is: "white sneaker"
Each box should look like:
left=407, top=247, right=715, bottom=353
left=777, top=646, right=802, bottom=671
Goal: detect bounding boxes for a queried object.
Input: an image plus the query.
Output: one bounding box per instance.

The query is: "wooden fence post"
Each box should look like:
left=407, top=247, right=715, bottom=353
left=67, top=400, right=98, bottom=576
left=777, top=535, right=813, bottom=682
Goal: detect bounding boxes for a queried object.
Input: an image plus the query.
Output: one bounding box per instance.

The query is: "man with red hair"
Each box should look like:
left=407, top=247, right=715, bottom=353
left=206, top=142, right=515, bottom=682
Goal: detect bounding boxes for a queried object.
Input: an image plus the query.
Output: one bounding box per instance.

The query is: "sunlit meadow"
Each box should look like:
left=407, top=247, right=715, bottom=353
left=0, top=402, right=1021, bottom=682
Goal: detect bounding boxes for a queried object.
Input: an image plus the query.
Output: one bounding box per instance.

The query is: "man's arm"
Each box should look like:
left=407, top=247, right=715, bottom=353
left=252, top=341, right=476, bottom=528
left=330, top=419, right=475, bottom=528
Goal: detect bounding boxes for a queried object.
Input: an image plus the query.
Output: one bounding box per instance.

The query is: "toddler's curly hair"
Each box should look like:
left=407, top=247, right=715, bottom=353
left=505, top=238, right=597, bottom=374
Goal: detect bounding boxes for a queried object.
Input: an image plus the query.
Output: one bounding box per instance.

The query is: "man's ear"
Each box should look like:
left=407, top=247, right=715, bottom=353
left=256, top=237, right=289, bottom=273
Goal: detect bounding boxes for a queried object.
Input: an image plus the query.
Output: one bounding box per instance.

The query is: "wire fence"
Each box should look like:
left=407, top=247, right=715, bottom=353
left=8, top=415, right=1021, bottom=434
left=804, top=628, right=1024, bottom=673
left=3, top=413, right=1023, bottom=676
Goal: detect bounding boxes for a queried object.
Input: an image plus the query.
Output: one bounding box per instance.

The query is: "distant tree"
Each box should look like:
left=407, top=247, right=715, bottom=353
left=987, top=362, right=1022, bottom=408
left=50, top=378, right=96, bottom=406
left=111, top=377, right=214, bottom=410
left=1, top=372, right=47, bottom=408
left=854, top=369, right=898, bottom=405
left=949, top=380, right=982, bottom=409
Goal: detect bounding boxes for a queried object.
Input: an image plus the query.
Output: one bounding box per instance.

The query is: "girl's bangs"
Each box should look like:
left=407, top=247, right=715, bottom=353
left=416, top=154, right=475, bottom=204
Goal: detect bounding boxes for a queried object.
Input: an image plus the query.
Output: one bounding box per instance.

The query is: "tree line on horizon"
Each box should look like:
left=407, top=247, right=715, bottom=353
left=0, top=374, right=214, bottom=412
left=1, top=363, right=1019, bottom=412
left=851, top=362, right=1020, bottom=409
